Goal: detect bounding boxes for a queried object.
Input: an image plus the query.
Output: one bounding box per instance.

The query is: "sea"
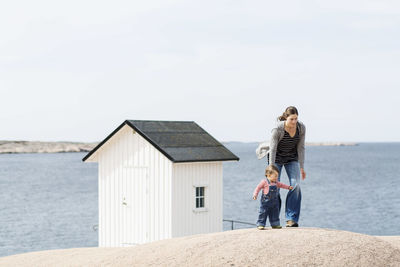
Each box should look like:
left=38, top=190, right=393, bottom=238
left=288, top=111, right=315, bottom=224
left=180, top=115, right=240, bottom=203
left=0, top=142, right=399, bottom=257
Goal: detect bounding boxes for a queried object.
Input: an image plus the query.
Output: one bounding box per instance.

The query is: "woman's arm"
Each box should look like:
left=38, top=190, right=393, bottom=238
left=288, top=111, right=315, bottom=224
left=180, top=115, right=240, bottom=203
left=297, top=124, right=306, bottom=168
left=297, top=123, right=306, bottom=179
left=268, top=128, right=280, bottom=166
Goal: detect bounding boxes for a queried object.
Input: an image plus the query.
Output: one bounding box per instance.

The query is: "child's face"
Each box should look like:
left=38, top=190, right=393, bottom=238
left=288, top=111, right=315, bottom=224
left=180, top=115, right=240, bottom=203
left=267, top=171, right=279, bottom=182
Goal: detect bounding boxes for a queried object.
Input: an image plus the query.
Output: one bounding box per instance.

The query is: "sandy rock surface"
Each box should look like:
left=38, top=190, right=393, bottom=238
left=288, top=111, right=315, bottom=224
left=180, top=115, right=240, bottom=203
left=0, top=228, right=399, bottom=266
left=376, top=235, right=400, bottom=249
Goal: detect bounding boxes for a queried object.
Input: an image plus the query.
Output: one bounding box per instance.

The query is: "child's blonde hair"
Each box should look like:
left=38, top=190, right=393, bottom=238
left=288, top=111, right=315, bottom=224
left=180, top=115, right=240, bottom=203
left=265, top=164, right=279, bottom=177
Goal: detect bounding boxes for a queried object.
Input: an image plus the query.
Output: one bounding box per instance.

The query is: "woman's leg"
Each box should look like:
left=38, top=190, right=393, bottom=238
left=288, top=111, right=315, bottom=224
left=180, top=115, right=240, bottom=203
left=284, top=161, right=302, bottom=223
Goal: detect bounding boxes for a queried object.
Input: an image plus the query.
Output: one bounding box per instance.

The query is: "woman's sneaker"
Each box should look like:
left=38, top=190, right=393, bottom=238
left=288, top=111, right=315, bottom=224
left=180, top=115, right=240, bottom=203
left=257, top=226, right=265, bottom=230
left=272, top=225, right=282, bottom=229
left=286, top=220, right=299, bottom=227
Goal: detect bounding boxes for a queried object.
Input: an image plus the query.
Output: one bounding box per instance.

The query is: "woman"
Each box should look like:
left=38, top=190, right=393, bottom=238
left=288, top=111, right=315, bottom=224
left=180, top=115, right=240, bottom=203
left=268, top=106, right=306, bottom=227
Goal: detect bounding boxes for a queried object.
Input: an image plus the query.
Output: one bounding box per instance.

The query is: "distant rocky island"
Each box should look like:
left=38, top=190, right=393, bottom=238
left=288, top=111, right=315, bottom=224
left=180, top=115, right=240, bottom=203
left=305, top=142, right=358, bottom=146
left=0, top=141, right=98, bottom=154
left=222, top=141, right=358, bottom=147
left=0, top=140, right=358, bottom=154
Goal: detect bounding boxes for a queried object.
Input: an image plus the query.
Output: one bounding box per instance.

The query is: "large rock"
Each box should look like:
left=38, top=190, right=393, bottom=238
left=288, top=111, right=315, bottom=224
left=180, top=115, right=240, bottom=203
left=0, top=228, right=399, bottom=266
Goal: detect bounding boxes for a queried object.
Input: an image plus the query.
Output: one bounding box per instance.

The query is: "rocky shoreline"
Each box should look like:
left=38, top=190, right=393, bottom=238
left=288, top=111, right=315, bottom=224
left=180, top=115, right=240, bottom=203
left=0, top=140, right=358, bottom=154
left=305, top=142, right=358, bottom=146
left=0, top=141, right=98, bottom=154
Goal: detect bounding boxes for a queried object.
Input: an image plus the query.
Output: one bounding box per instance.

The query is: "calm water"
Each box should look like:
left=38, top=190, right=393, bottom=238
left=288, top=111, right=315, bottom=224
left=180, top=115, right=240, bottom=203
left=0, top=143, right=399, bottom=257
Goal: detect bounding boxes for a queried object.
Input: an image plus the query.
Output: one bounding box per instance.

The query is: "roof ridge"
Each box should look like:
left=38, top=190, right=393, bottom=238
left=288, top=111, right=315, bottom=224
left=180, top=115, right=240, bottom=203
left=128, top=120, right=195, bottom=123
left=160, top=144, right=226, bottom=148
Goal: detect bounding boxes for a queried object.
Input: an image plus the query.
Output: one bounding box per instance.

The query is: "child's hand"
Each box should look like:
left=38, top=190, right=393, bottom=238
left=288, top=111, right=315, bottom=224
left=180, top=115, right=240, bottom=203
left=289, top=186, right=293, bottom=190
left=253, top=196, right=257, bottom=200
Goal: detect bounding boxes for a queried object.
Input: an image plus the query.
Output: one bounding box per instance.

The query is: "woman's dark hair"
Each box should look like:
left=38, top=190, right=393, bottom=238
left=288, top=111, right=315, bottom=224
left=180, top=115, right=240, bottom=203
left=277, top=106, right=298, bottom=121
left=265, top=164, right=280, bottom=177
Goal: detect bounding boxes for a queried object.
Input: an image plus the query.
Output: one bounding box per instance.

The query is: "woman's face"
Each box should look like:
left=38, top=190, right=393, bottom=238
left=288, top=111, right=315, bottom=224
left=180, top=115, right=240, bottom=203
left=286, top=114, right=298, bottom=127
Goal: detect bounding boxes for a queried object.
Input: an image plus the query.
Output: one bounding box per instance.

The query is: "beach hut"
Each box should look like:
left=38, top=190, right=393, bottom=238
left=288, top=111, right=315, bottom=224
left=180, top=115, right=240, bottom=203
left=83, top=120, right=239, bottom=247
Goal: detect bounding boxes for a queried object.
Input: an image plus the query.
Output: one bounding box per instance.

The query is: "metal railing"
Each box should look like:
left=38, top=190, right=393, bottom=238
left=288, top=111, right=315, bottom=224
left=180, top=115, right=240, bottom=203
left=223, top=219, right=256, bottom=230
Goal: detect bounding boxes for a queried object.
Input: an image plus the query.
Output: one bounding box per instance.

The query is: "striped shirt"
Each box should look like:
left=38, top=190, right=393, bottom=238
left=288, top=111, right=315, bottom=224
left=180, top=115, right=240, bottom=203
left=275, top=126, right=300, bottom=165
left=268, top=121, right=306, bottom=169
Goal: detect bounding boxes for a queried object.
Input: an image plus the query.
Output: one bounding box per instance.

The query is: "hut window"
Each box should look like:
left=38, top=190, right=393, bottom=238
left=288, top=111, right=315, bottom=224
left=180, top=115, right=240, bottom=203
left=195, top=187, right=205, bottom=208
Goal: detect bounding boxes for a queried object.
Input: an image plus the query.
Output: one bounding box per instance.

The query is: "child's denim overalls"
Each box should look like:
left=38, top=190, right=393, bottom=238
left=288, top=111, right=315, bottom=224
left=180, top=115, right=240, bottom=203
left=256, top=179, right=280, bottom=227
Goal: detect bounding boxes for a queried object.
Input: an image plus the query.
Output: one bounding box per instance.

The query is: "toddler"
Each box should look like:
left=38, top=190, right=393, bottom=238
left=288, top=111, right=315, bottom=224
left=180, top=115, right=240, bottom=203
left=253, top=164, right=293, bottom=229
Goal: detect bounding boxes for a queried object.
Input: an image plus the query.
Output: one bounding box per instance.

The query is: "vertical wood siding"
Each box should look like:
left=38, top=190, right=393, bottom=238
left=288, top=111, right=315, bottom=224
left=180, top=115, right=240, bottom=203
left=171, top=162, right=223, bottom=237
left=98, top=125, right=172, bottom=247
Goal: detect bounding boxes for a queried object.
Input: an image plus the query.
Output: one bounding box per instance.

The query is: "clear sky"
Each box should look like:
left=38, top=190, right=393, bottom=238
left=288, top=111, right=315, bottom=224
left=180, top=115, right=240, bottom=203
left=1, top=1, right=399, bottom=143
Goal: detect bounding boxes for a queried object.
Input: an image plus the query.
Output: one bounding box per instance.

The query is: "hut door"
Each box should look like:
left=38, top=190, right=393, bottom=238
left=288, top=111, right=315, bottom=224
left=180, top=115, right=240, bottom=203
left=121, top=166, right=149, bottom=246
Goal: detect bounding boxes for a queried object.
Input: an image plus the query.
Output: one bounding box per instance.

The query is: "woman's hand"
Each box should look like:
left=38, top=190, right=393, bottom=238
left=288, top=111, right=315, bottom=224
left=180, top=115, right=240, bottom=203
left=253, top=196, right=257, bottom=200
left=300, top=168, right=306, bottom=180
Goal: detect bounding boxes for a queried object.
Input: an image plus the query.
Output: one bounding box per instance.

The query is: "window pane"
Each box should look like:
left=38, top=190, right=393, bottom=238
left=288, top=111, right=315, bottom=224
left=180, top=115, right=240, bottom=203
left=196, top=187, right=204, bottom=197
left=195, top=187, right=205, bottom=208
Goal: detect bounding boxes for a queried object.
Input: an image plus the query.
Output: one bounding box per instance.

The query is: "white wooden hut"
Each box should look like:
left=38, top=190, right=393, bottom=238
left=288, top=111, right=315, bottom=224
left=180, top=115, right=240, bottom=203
left=83, top=120, right=239, bottom=247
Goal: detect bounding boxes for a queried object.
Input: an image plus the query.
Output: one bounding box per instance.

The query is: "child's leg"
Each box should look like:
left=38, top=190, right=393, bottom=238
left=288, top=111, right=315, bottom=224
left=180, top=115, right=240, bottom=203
left=256, top=197, right=268, bottom=227
left=268, top=204, right=281, bottom=227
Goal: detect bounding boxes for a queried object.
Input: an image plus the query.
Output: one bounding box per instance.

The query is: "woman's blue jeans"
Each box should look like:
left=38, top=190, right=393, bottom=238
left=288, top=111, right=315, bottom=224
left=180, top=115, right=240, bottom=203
left=274, top=161, right=302, bottom=223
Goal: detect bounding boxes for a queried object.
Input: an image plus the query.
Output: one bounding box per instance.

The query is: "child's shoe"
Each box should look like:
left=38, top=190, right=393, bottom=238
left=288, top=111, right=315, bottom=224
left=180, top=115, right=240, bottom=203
left=272, top=225, right=282, bottom=229
left=257, top=226, right=265, bottom=230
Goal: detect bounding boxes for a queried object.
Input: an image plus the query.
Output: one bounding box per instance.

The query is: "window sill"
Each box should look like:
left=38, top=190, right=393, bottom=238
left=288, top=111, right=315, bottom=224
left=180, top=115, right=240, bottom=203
left=192, top=208, right=208, bottom=213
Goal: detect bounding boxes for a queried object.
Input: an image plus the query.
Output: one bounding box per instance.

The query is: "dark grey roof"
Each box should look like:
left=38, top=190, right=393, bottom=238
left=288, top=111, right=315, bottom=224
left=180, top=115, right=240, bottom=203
left=82, top=120, right=239, bottom=163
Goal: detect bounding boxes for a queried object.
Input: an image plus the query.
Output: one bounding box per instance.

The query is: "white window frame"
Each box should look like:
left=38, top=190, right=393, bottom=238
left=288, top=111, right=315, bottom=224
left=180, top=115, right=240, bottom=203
left=193, top=185, right=208, bottom=213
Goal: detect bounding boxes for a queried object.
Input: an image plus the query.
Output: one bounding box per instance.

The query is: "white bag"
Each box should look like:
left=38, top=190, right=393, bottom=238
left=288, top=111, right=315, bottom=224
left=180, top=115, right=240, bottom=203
left=256, top=141, right=270, bottom=160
